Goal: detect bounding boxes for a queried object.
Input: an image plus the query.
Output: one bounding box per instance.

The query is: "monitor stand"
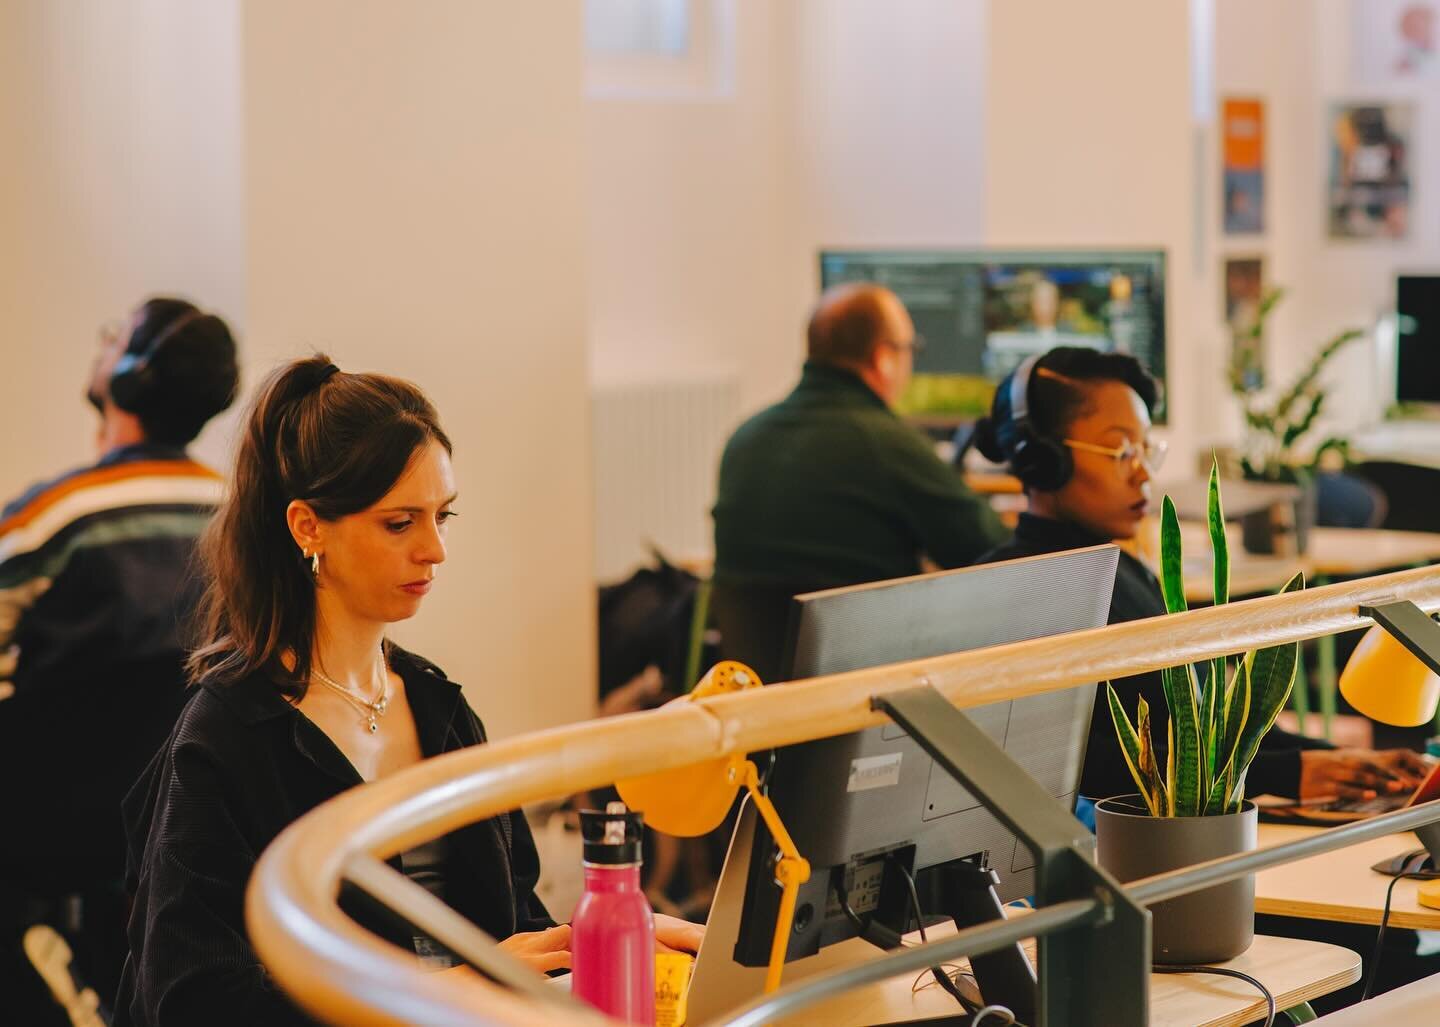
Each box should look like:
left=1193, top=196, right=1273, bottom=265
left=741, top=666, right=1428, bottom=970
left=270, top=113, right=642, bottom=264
left=917, top=858, right=1038, bottom=1025
left=1372, top=820, right=1440, bottom=879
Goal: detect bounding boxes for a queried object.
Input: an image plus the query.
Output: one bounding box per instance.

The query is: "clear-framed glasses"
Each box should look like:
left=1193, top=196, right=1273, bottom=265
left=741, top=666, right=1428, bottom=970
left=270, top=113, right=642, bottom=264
left=1063, top=436, right=1168, bottom=473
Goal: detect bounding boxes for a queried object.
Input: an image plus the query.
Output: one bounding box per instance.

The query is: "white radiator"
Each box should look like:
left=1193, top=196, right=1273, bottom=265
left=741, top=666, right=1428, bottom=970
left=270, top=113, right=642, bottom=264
left=591, top=378, right=741, bottom=581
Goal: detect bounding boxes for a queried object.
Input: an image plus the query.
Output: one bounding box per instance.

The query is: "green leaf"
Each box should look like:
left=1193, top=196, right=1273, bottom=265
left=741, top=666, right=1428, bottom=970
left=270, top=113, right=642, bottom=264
left=1106, top=682, right=1154, bottom=813
left=1229, top=767, right=1249, bottom=813
left=1207, top=459, right=1229, bottom=607
left=1166, top=716, right=1177, bottom=817
left=1229, top=572, right=1306, bottom=795
left=1159, top=495, right=1187, bottom=616
left=1207, top=661, right=1250, bottom=814
left=1137, top=696, right=1167, bottom=817
left=1163, top=663, right=1204, bottom=815
left=1203, top=659, right=1222, bottom=782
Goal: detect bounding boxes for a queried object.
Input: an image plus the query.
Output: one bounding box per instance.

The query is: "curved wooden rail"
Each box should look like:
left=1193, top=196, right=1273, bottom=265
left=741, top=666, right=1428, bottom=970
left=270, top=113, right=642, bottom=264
left=246, top=564, right=1440, bottom=1025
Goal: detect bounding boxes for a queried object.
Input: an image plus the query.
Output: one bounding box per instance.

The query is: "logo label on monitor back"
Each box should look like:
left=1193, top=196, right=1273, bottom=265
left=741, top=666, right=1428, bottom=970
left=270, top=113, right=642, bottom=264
left=847, top=752, right=903, bottom=793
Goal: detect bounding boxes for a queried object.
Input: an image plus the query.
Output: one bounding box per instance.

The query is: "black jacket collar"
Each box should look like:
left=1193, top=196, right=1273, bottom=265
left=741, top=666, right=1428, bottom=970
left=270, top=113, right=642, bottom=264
left=1012, top=513, right=1111, bottom=554
left=206, top=645, right=463, bottom=752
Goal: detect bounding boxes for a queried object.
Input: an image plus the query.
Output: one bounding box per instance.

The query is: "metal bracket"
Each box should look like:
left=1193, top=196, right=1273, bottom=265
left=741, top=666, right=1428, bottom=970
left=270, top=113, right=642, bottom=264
left=874, top=684, right=1150, bottom=1027
left=1360, top=600, right=1440, bottom=676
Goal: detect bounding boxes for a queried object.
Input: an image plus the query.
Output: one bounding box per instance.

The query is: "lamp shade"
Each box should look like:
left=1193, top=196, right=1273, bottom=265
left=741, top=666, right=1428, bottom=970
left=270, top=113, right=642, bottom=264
left=615, top=661, right=762, bottom=837
left=1339, top=623, right=1440, bottom=727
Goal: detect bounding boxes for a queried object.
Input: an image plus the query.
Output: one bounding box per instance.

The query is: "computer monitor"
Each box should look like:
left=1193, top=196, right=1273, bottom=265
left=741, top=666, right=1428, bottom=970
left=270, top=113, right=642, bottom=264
left=726, top=545, right=1118, bottom=968
left=819, top=248, right=1168, bottom=423
left=1396, top=275, right=1440, bottom=405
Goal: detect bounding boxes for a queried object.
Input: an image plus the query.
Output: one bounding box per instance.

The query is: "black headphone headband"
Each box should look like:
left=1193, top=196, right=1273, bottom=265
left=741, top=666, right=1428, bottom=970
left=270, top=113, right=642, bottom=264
left=1003, top=353, right=1074, bottom=491
left=109, top=309, right=206, bottom=413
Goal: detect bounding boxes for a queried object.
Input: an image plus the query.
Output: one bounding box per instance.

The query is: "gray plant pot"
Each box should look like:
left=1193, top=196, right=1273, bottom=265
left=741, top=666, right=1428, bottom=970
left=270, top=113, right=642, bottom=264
left=1095, top=795, right=1257, bottom=964
left=1240, top=481, right=1316, bottom=556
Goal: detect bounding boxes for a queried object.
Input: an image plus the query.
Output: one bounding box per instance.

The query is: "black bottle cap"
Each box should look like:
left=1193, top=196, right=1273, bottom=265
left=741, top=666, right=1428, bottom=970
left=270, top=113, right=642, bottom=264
left=580, top=803, right=644, bottom=865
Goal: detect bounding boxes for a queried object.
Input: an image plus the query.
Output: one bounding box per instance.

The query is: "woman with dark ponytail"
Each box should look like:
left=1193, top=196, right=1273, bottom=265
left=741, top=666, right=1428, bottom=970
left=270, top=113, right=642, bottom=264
left=114, top=357, right=703, bottom=1025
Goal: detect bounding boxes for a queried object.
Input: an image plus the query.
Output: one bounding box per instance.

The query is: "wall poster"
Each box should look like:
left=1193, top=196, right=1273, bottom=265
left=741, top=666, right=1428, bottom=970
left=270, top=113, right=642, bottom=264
left=1353, top=0, right=1439, bottom=81
left=1222, top=98, right=1265, bottom=235
left=1225, top=257, right=1265, bottom=390
left=1327, top=102, right=1412, bottom=239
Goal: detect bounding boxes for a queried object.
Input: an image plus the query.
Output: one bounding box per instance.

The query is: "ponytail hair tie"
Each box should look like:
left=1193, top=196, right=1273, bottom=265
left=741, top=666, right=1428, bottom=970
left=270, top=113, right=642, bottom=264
left=317, top=363, right=341, bottom=385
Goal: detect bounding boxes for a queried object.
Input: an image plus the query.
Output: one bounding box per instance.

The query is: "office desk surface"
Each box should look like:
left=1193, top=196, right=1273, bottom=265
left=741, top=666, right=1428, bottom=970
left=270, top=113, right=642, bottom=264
left=774, top=925, right=1360, bottom=1027
left=1178, top=525, right=1440, bottom=603
left=1311, top=969, right=1440, bottom=1024
left=1255, top=823, right=1440, bottom=930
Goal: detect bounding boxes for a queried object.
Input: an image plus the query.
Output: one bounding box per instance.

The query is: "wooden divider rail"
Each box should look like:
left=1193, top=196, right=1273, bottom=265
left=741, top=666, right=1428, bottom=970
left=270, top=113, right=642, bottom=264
left=245, top=564, right=1440, bottom=1026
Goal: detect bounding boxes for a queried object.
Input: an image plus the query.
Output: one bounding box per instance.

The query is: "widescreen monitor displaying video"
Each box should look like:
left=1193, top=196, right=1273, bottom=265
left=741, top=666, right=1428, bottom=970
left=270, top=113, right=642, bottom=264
left=819, top=249, right=1168, bottom=422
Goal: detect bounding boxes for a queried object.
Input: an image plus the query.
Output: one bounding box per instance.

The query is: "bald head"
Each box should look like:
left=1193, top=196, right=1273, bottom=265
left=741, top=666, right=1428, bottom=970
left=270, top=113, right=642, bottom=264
left=807, top=283, right=916, bottom=405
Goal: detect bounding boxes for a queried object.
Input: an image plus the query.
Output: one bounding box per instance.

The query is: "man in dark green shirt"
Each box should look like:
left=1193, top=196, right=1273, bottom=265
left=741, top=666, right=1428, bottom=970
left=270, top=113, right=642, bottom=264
left=711, top=284, right=1008, bottom=679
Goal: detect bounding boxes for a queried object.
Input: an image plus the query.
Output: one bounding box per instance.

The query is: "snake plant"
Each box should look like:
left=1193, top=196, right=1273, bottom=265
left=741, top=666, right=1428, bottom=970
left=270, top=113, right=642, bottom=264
left=1106, top=460, right=1305, bottom=816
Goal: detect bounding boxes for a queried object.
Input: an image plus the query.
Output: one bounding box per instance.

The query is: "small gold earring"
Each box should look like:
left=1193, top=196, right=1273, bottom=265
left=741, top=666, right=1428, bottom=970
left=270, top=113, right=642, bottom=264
left=311, top=551, right=321, bottom=580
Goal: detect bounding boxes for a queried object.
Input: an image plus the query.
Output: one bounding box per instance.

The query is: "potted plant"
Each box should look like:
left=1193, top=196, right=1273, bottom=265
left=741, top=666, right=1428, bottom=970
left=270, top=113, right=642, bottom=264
left=1228, top=286, right=1363, bottom=553
left=1095, top=462, right=1304, bottom=963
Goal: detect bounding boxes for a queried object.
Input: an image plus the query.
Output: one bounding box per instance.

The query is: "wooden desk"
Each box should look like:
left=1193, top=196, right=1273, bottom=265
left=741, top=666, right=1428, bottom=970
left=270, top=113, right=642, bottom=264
left=1175, top=525, right=1440, bottom=604
left=1311, top=969, right=1440, bottom=1024
left=1255, top=823, right=1440, bottom=931
left=775, top=925, right=1360, bottom=1027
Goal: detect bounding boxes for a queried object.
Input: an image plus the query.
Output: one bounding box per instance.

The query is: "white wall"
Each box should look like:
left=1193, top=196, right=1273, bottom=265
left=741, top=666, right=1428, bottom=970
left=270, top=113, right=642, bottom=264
left=984, top=0, right=1208, bottom=471
left=0, top=0, right=246, bottom=490
left=791, top=0, right=988, bottom=250
left=241, top=0, right=595, bottom=739
left=585, top=0, right=799, bottom=414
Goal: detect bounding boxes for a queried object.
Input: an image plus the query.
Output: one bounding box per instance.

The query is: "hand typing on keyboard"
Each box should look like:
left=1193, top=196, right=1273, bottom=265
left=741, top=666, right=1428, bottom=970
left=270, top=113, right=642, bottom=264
left=1300, top=748, right=1432, bottom=802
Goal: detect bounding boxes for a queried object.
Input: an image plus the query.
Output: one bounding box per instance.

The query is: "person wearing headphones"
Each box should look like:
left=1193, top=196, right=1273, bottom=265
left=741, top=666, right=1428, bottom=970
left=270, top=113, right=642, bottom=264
left=970, top=346, right=1428, bottom=812
left=0, top=298, right=239, bottom=1025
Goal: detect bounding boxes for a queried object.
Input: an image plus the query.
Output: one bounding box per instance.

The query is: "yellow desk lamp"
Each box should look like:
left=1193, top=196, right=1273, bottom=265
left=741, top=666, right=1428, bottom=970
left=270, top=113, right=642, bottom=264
left=1339, top=601, right=1440, bottom=908
left=616, top=661, right=810, bottom=995
left=1340, top=619, right=1440, bottom=727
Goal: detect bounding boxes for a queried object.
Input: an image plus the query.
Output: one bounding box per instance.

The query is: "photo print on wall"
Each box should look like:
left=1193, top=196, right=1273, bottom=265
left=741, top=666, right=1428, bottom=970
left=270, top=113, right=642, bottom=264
left=1353, top=0, right=1439, bottom=81
left=1327, top=101, right=1412, bottom=240
left=1224, top=257, right=1265, bottom=390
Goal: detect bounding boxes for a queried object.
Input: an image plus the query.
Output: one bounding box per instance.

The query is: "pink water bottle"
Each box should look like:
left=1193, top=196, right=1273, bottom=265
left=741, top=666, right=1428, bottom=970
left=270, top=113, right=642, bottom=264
left=572, top=802, right=655, bottom=1025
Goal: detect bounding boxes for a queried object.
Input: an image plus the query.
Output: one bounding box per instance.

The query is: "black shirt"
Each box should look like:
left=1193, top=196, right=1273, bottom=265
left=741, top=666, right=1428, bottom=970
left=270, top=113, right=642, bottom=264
left=976, top=514, right=1330, bottom=802
left=113, top=647, right=552, bottom=1026
left=713, top=362, right=1007, bottom=591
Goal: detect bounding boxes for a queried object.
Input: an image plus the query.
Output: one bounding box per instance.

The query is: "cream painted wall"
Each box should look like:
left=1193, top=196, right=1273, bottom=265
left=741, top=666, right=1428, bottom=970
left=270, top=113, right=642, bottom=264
left=791, top=0, right=988, bottom=249
left=0, top=0, right=246, bottom=491
left=586, top=0, right=800, bottom=414
left=241, top=0, right=595, bottom=739
left=984, top=0, right=1209, bottom=472
left=586, top=0, right=991, bottom=413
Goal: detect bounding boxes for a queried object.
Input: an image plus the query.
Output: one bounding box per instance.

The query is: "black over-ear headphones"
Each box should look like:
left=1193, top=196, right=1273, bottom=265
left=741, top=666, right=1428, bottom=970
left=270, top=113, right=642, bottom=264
left=108, top=309, right=205, bottom=414
left=1000, top=354, right=1074, bottom=491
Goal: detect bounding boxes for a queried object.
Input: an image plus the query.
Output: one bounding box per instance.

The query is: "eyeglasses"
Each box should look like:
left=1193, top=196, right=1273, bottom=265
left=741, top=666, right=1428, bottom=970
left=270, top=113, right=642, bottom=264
left=1063, top=436, right=1168, bottom=473
left=884, top=333, right=927, bottom=355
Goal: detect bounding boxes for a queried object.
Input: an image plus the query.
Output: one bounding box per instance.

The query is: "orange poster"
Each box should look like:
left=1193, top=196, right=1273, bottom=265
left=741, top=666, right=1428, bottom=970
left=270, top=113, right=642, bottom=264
left=1222, top=98, right=1265, bottom=234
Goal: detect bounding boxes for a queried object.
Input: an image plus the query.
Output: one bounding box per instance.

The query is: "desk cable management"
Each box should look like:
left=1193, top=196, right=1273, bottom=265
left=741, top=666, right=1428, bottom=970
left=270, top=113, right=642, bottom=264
left=892, top=862, right=1020, bottom=1027
left=1151, top=965, right=1274, bottom=1027
left=1362, top=867, right=1432, bottom=1001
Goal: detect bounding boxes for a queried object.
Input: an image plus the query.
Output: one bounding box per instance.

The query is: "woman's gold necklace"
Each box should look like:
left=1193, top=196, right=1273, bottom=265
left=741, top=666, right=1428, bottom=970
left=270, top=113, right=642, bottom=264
left=311, top=645, right=391, bottom=733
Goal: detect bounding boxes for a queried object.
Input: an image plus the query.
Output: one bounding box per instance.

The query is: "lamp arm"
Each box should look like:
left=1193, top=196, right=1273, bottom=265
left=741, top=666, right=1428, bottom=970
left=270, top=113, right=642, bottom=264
left=1361, top=601, right=1440, bottom=676
left=734, top=758, right=811, bottom=994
